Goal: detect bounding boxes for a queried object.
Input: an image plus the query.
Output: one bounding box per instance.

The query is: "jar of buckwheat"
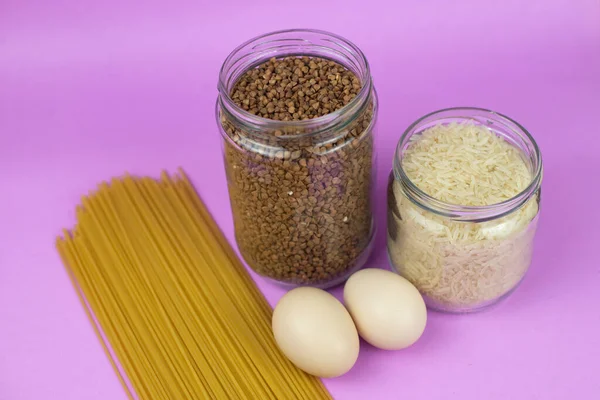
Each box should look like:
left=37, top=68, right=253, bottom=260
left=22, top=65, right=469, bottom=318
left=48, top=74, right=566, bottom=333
left=216, top=29, right=378, bottom=288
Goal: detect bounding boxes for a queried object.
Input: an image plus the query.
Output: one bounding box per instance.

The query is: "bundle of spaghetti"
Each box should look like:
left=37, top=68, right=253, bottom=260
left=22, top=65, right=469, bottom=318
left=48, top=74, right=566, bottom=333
left=56, top=168, right=332, bottom=400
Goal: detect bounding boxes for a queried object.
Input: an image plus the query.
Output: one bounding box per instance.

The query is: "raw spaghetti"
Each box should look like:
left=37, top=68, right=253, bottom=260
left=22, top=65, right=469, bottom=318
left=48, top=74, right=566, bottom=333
left=56, top=169, right=332, bottom=400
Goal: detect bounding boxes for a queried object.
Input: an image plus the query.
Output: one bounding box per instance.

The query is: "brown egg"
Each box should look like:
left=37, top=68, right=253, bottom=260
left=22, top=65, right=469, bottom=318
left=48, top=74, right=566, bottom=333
left=344, top=268, right=427, bottom=350
left=272, top=287, right=360, bottom=378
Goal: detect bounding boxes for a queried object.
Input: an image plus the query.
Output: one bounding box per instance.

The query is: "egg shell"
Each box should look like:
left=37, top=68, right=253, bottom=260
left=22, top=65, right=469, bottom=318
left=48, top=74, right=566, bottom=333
left=343, top=268, right=427, bottom=350
left=272, top=287, right=360, bottom=378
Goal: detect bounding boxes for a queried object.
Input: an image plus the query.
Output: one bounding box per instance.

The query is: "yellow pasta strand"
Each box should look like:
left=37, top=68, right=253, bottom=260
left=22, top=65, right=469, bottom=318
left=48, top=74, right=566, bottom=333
left=57, top=238, right=136, bottom=400
left=56, top=169, right=332, bottom=400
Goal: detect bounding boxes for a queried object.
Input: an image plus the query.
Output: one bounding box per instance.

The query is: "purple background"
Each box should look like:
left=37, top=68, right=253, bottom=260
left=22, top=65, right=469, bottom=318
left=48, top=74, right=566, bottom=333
left=1, top=1, right=599, bottom=399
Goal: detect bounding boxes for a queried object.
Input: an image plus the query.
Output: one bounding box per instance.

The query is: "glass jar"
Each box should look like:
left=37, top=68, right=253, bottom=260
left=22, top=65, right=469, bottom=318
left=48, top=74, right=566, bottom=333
left=216, top=29, right=378, bottom=288
left=387, top=107, right=543, bottom=313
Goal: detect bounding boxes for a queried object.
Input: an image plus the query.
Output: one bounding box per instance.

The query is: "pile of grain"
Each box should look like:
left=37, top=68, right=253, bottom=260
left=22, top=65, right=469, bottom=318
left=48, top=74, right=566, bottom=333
left=230, top=56, right=362, bottom=121
left=388, top=122, right=540, bottom=310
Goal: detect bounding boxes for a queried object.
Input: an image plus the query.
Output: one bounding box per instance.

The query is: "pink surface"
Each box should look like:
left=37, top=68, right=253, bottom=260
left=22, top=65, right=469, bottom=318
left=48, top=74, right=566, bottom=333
left=1, top=1, right=600, bottom=399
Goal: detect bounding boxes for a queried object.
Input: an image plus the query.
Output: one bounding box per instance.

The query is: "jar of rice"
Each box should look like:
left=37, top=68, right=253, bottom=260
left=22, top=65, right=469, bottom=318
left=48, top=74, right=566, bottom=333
left=387, top=107, right=543, bottom=313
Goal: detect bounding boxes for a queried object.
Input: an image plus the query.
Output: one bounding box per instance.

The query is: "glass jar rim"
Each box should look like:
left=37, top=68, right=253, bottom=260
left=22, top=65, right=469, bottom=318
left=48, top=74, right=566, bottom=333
left=393, top=107, right=543, bottom=221
left=217, top=28, right=372, bottom=139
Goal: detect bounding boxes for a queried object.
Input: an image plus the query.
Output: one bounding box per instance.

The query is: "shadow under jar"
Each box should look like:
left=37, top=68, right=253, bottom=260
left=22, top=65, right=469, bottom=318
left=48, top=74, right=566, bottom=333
left=216, top=29, right=378, bottom=288
left=387, top=108, right=543, bottom=313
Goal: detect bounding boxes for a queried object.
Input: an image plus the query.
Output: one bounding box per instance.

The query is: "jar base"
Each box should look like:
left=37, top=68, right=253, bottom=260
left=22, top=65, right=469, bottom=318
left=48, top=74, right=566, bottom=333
left=255, top=220, right=377, bottom=290
left=386, top=250, right=526, bottom=314
left=420, top=283, right=523, bottom=314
